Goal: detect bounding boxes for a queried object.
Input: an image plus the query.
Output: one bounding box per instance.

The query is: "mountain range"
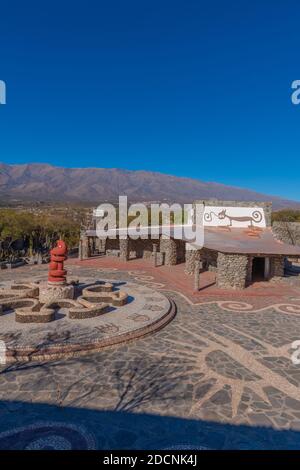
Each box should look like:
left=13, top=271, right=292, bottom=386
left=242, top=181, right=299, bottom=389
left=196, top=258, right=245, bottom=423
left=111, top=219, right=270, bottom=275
left=0, top=163, right=298, bottom=210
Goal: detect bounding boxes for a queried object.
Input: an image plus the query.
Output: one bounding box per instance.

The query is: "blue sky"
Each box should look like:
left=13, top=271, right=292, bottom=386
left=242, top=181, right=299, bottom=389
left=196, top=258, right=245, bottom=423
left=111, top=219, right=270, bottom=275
left=0, top=0, right=299, bottom=200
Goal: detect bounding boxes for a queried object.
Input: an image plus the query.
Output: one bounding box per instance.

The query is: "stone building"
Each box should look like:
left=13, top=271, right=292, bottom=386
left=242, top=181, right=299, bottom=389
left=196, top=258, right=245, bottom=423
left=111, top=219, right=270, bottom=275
left=80, top=200, right=300, bottom=289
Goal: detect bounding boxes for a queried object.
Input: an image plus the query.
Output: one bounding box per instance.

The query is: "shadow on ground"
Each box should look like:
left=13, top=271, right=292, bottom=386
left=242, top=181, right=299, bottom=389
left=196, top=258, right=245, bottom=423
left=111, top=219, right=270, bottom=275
left=0, top=400, right=299, bottom=450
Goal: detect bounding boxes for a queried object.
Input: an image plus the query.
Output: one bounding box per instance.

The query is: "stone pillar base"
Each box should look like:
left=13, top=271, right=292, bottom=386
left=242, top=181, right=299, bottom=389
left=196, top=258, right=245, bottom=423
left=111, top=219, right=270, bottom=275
left=39, top=283, right=74, bottom=304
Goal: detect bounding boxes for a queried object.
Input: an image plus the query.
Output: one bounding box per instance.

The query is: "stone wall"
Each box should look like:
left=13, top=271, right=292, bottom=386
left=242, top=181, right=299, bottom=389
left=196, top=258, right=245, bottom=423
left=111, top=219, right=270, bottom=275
left=159, top=237, right=177, bottom=266
left=185, top=247, right=218, bottom=275
left=246, top=256, right=253, bottom=284
left=217, top=252, right=249, bottom=289
left=128, top=238, right=159, bottom=259
left=101, top=236, right=182, bottom=266
left=273, top=222, right=300, bottom=247
left=270, top=256, right=285, bottom=278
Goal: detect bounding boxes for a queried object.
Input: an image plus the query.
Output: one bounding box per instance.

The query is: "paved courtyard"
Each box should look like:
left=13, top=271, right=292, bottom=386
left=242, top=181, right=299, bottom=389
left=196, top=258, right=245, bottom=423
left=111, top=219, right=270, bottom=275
left=0, top=261, right=300, bottom=449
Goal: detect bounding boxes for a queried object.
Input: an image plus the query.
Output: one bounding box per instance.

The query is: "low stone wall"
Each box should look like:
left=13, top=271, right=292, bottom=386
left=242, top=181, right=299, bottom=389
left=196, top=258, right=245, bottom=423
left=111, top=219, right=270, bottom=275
left=217, top=253, right=249, bottom=289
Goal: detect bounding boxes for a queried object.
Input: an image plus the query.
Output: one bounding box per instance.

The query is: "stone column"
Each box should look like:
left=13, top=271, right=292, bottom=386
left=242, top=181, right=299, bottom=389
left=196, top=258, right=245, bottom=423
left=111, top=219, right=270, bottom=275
left=78, top=239, right=83, bottom=260
left=153, top=243, right=158, bottom=267
left=185, top=244, right=201, bottom=275
left=95, top=236, right=102, bottom=253
left=159, top=237, right=177, bottom=266
left=120, top=237, right=129, bottom=262
left=194, top=259, right=201, bottom=291
left=217, top=253, right=248, bottom=289
left=246, top=256, right=253, bottom=284
left=81, top=235, right=90, bottom=259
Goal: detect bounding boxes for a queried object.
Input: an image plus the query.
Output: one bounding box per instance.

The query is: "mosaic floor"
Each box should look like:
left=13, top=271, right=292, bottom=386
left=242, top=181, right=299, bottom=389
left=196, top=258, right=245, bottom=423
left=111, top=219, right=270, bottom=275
left=0, top=264, right=300, bottom=449
left=0, top=279, right=173, bottom=361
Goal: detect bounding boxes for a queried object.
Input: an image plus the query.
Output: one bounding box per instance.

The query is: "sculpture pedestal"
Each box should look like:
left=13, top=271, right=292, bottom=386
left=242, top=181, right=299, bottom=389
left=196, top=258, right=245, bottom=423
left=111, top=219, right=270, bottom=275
left=39, top=282, right=74, bottom=304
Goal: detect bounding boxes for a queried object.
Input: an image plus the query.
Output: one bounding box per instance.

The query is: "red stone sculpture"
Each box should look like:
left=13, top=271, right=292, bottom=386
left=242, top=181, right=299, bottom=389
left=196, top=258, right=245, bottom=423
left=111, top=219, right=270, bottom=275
left=48, top=239, right=68, bottom=284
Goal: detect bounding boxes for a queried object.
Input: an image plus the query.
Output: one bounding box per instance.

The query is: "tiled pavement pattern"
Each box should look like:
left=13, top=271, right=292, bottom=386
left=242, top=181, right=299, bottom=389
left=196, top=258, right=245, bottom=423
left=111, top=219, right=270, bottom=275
left=0, top=264, right=300, bottom=449
left=0, top=280, right=172, bottom=360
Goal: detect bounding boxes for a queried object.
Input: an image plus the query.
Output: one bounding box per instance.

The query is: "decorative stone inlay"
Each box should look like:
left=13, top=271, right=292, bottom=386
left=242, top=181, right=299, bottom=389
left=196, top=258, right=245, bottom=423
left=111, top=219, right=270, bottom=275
left=0, top=283, right=39, bottom=300
left=0, top=280, right=174, bottom=362
left=82, top=282, right=128, bottom=306
left=1, top=266, right=300, bottom=449
left=0, top=279, right=129, bottom=324
left=0, top=422, right=96, bottom=450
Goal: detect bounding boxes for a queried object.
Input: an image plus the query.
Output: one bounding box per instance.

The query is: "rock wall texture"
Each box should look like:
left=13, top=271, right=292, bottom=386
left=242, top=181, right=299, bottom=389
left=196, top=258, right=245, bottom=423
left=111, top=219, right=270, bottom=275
left=160, top=237, right=177, bottom=266
left=246, top=256, right=253, bottom=284
left=128, top=239, right=159, bottom=259
left=185, top=247, right=201, bottom=275
left=185, top=247, right=217, bottom=275
left=273, top=222, right=300, bottom=247
left=217, top=253, right=249, bottom=289
left=270, top=256, right=285, bottom=278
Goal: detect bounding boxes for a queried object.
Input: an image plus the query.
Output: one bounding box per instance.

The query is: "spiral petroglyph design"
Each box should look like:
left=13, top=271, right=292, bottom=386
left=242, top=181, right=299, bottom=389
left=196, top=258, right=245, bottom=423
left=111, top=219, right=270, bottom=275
left=275, top=304, right=300, bottom=315
left=217, top=301, right=254, bottom=312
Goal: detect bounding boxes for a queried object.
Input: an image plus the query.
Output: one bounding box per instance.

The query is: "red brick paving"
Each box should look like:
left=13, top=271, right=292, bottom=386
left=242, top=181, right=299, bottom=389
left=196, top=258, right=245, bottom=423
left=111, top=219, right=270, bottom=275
left=67, top=256, right=300, bottom=307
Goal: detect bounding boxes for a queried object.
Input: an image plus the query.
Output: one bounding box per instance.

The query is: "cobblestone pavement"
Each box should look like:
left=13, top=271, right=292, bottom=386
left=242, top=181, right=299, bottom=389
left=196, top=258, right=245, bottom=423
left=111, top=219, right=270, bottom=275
left=0, top=264, right=300, bottom=449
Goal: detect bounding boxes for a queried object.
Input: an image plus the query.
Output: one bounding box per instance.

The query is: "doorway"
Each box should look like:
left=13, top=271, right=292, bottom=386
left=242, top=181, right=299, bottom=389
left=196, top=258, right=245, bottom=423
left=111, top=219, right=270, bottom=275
left=252, top=257, right=266, bottom=281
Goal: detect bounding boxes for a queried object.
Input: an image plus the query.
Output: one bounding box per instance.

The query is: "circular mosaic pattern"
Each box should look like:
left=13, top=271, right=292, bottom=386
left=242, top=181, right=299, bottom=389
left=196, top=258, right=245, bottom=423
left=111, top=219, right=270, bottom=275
left=0, top=280, right=175, bottom=362
left=0, top=422, right=96, bottom=450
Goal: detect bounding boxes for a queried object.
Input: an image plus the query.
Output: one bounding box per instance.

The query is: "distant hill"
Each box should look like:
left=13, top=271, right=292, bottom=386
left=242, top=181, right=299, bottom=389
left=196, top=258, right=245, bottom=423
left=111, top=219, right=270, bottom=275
left=0, top=162, right=299, bottom=210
